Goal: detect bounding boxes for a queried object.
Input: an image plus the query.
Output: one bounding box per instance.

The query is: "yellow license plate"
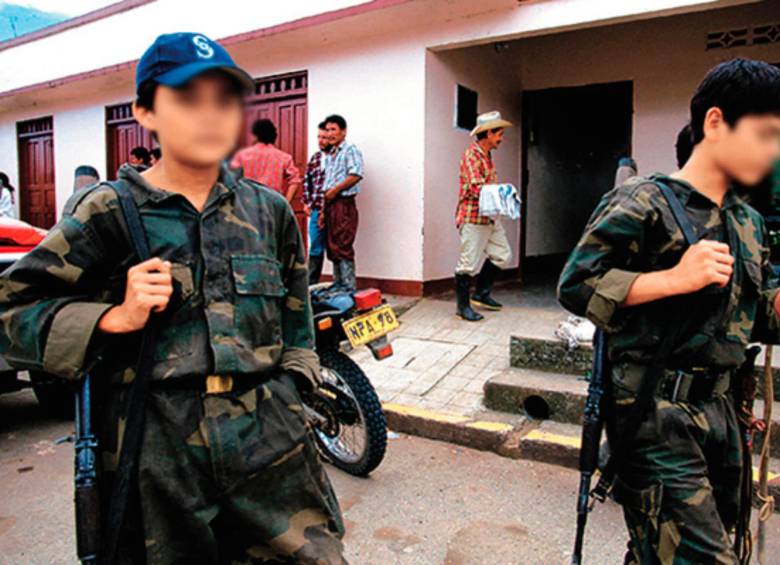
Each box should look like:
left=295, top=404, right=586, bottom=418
left=342, top=305, right=399, bottom=347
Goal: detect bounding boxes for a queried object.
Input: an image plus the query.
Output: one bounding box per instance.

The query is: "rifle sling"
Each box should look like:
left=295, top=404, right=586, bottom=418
left=101, top=180, right=158, bottom=564
left=593, top=180, right=700, bottom=498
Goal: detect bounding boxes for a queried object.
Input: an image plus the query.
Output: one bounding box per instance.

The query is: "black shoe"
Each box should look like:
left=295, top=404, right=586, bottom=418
left=455, top=274, right=484, bottom=322
left=471, top=293, right=503, bottom=310
left=472, top=260, right=503, bottom=310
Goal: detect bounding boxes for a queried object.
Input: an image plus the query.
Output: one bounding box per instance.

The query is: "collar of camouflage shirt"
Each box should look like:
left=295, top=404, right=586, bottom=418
left=652, top=173, right=745, bottom=212
left=117, top=162, right=239, bottom=207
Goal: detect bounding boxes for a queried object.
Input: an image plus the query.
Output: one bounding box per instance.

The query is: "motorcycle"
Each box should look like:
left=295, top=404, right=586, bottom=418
left=304, top=285, right=398, bottom=476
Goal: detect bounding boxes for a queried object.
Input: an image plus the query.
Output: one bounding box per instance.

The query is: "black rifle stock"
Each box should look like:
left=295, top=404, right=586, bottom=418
left=571, top=329, right=608, bottom=565
left=74, top=372, right=100, bottom=564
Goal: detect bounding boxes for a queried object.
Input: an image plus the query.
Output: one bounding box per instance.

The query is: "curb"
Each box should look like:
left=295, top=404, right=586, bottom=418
left=382, top=402, right=780, bottom=511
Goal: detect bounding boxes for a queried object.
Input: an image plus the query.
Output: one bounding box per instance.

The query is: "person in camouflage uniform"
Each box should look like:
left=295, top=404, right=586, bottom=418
left=0, top=33, right=346, bottom=564
left=558, top=58, right=780, bottom=564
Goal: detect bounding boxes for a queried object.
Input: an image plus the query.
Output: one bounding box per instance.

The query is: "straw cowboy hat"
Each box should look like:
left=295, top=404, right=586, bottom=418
left=470, top=111, right=513, bottom=137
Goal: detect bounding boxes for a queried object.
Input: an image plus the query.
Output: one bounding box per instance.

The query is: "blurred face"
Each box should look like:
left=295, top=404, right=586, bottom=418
left=325, top=122, right=346, bottom=146
left=706, top=108, right=780, bottom=186
left=317, top=129, right=330, bottom=151
left=128, top=154, right=143, bottom=165
left=133, top=72, right=243, bottom=168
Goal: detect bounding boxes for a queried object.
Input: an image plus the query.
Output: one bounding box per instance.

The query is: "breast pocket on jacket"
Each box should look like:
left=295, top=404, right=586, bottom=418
left=230, top=254, right=287, bottom=345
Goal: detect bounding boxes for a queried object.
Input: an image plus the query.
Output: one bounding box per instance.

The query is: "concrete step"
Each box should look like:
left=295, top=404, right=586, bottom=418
left=509, top=334, right=780, bottom=401
left=484, top=366, right=780, bottom=455
left=484, top=367, right=586, bottom=424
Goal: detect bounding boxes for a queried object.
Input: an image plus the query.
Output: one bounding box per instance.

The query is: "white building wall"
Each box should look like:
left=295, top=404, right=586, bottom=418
left=422, top=0, right=780, bottom=278
left=0, top=121, right=19, bottom=218
left=230, top=31, right=428, bottom=283
left=423, top=47, right=522, bottom=281
left=0, top=0, right=773, bottom=288
left=53, top=105, right=108, bottom=209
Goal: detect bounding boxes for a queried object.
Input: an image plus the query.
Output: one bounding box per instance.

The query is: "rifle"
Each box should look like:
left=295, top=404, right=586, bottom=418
left=74, top=372, right=100, bottom=564
left=571, top=328, right=608, bottom=565
left=730, top=345, right=761, bottom=564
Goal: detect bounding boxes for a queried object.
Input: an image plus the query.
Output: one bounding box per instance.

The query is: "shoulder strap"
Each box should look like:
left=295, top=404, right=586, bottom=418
left=654, top=180, right=698, bottom=246
left=101, top=180, right=157, bottom=564
left=592, top=179, right=699, bottom=500
left=106, top=180, right=151, bottom=260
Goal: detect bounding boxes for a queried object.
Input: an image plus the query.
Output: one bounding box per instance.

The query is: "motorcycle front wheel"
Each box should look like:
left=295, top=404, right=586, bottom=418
left=312, top=349, right=387, bottom=476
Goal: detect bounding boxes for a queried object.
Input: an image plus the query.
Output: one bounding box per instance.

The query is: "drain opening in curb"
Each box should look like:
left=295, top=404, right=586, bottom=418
left=523, top=395, right=550, bottom=420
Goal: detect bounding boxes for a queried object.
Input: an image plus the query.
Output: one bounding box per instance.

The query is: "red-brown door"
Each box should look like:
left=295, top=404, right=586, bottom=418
left=240, top=72, right=308, bottom=246
left=106, top=103, right=156, bottom=180
left=17, top=117, right=56, bottom=229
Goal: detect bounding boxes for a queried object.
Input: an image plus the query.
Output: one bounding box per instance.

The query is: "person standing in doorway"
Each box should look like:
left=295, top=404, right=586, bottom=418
left=230, top=118, right=302, bottom=203
left=304, top=121, right=331, bottom=284
left=454, top=111, right=513, bottom=322
left=322, top=114, right=364, bottom=292
left=0, top=172, right=16, bottom=219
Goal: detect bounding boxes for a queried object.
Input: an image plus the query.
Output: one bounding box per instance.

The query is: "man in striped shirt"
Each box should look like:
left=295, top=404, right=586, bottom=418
left=230, top=118, right=302, bottom=203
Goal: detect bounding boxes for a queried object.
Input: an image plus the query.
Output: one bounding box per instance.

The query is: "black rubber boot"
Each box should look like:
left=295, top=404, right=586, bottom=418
left=471, top=260, right=503, bottom=310
left=308, top=254, right=324, bottom=285
left=455, top=274, right=484, bottom=322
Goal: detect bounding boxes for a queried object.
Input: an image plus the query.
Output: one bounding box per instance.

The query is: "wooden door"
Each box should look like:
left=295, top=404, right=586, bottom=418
left=241, top=72, right=308, bottom=245
left=17, top=117, right=56, bottom=229
left=106, top=103, right=156, bottom=180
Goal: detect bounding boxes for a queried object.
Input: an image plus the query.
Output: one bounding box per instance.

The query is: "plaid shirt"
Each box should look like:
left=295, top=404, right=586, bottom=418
left=456, top=142, right=497, bottom=227
left=323, top=140, right=364, bottom=197
left=303, top=150, right=326, bottom=210
left=230, top=143, right=301, bottom=194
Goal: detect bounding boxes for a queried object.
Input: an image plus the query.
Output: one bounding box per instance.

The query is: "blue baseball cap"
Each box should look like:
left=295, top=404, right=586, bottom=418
left=136, top=32, right=254, bottom=94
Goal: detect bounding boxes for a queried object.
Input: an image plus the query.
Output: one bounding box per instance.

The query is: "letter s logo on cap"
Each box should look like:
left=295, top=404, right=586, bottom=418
left=192, top=35, right=215, bottom=59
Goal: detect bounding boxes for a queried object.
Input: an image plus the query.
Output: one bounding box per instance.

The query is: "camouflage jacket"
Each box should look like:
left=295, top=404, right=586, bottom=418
left=558, top=174, right=780, bottom=369
left=0, top=164, right=319, bottom=386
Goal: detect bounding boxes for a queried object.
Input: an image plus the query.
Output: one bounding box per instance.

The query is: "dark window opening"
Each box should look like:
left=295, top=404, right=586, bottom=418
left=455, top=84, right=478, bottom=131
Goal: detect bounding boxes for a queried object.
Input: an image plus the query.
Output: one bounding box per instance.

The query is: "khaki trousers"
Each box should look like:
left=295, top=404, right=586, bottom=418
left=455, top=221, right=511, bottom=276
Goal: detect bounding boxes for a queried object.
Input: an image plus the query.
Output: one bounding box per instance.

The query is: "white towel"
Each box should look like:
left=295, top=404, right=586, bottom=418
left=479, top=183, right=521, bottom=220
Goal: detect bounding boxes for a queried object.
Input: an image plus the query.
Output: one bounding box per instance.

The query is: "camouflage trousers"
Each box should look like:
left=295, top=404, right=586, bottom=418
left=97, top=372, right=347, bottom=564
left=610, top=385, right=743, bottom=565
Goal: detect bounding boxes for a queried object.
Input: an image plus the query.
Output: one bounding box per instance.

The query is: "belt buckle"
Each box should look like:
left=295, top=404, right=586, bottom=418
left=206, top=375, right=233, bottom=394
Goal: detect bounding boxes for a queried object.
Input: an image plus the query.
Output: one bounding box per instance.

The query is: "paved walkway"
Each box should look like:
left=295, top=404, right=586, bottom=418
left=349, top=284, right=569, bottom=416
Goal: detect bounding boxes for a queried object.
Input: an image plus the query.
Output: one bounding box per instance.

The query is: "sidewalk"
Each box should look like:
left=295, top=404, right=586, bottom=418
left=350, top=284, right=780, bottom=504
left=350, top=283, right=566, bottom=416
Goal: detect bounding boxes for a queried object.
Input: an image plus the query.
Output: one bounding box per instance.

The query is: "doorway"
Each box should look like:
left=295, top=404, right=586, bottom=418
left=17, top=116, right=56, bottom=229
left=106, top=103, right=156, bottom=180
left=521, top=81, right=633, bottom=280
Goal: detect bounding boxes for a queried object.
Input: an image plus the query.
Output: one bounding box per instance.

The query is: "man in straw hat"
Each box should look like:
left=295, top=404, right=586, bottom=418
left=454, top=110, right=513, bottom=321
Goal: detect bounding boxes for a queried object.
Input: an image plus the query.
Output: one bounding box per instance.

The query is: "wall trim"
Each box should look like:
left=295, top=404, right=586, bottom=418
left=0, top=0, right=413, bottom=100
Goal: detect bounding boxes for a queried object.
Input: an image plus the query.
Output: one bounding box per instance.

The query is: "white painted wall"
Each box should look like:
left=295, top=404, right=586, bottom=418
left=53, top=105, right=108, bottom=208
left=422, top=0, right=780, bottom=278
left=0, top=0, right=371, bottom=93
left=0, top=0, right=772, bottom=289
left=423, top=47, right=522, bottom=281
left=0, top=121, right=19, bottom=218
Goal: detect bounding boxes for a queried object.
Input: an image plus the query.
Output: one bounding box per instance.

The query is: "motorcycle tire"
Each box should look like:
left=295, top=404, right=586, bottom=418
left=315, top=349, right=387, bottom=476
